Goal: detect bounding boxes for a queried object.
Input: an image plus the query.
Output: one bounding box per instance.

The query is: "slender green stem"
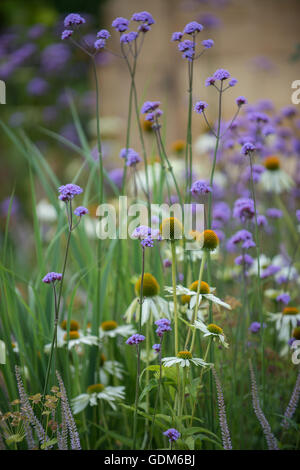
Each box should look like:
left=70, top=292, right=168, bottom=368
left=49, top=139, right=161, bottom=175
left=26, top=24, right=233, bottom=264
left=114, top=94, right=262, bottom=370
left=171, top=241, right=179, bottom=354
left=132, top=344, right=141, bottom=449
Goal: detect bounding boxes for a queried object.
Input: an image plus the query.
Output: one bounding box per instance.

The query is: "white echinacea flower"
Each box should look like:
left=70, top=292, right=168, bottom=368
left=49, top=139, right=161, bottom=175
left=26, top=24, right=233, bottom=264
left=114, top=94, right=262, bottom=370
left=124, top=273, right=169, bottom=325
left=44, top=326, right=98, bottom=352
left=194, top=320, right=229, bottom=348
left=162, top=350, right=211, bottom=368
left=72, top=384, right=125, bottom=414
left=99, top=320, right=136, bottom=339
left=165, top=281, right=231, bottom=311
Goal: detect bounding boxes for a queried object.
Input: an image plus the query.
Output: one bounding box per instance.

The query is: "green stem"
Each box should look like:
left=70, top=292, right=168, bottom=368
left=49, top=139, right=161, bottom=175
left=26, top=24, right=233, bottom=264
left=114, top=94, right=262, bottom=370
left=188, top=251, right=207, bottom=352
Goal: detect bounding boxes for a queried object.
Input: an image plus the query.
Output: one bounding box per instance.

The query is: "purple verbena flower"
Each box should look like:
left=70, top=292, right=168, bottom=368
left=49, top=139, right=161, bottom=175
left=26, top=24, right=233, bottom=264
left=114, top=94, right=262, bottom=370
left=126, top=334, right=145, bottom=345
left=183, top=21, right=203, bottom=34
left=233, top=198, right=255, bottom=223
left=120, top=32, right=138, bottom=43
left=191, top=179, right=212, bottom=196
left=194, top=101, right=208, bottom=114
left=155, top=318, right=172, bottom=337
left=126, top=149, right=141, bottom=167
left=276, top=293, right=291, bottom=305
left=152, top=343, right=161, bottom=353
left=112, top=17, right=130, bottom=32
left=58, top=184, right=83, bottom=201
left=172, top=32, right=183, bottom=42
left=42, top=272, right=62, bottom=284
left=266, top=208, right=282, bottom=219
left=94, top=39, right=106, bottom=50
left=141, top=101, right=160, bottom=114
left=261, top=265, right=281, bottom=279
left=205, top=76, right=216, bottom=87
left=74, top=206, right=89, bottom=217
left=64, top=14, right=86, bottom=28
left=97, top=29, right=111, bottom=39
left=249, top=322, right=266, bottom=333
left=202, top=39, right=214, bottom=48
left=131, top=11, right=155, bottom=26
left=235, top=254, right=254, bottom=266
left=241, top=142, right=256, bottom=156
left=236, top=96, right=248, bottom=107
left=229, top=78, right=238, bottom=87
left=213, top=68, right=231, bottom=81
left=141, top=236, right=154, bottom=248
left=163, top=428, right=181, bottom=442
left=163, top=258, right=172, bottom=268
left=61, top=30, right=73, bottom=40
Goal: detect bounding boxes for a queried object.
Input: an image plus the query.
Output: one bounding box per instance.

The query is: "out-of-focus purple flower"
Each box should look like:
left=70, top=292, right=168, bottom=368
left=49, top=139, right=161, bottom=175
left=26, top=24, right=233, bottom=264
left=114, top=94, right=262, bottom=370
left=233, top=198, right=255, bottom=223
left=0, top=197, right=20, bottom=217
left=112, top=17, right=130, bottom=32
left=108, top=168, right=123, bottom=188
left=288, top=337, right=296, bottom=346
left=213, top=69, right=231, bottom=81
left=64, top=13, right=86, bottom=27
left=41, top=44, right=71, bottom=73
left=9, top=112, right=25, bottom=128
left=163, top=259, right=172, bottom=268
left=153, top=343, right=161, bottom=353
left=183, top=21, right=203, bottom=34
left=120, top=32, right=138, bottom=43
left=172, top=32, right=183, bottom=41
left=141, top=101, right=160, bottom=114
left=227, top=229, right=255, bottom=251
left=194, top=101, right=208, bottom=114
left=248, top=111, right=269, bottom=124
left=198, top=13, right=221, bottom=30
left=205, top=76, right=216, bottom=87
left=266, top=208, right=282, bottom=219
left=276, top=293, right=291, bottom=305
left=235, top=254, right=254, bottom=266
left=236, top=96, right=248, bottom=107
left=191, top=179, right=212, bottom=196
left=141, top=236, right=154, bottom=248
left=281, top=106, right=297, bottom=119
left=74, top=206, right=89, bottom=217
left=261, top=265, right=281, bottom=279
left=94, top=39, right=106, bottom=50
left=126, top=150, right=141, bottom=167
left=97, top=29, right=111, bottom=39
left=163, top=428, right=180, bottom=442
left=213, top=202, right=231, bottom=224
left=131, top=11, right=155, bottom=26
left=262, top=124, right=275, bottom=136
left=243, top=164, right=265, bottom=183
left=58, top=184, right=83, bottom=201
left=42, top=272, right=62, bottom=284
left=28, top=24, right=46, bottom=39
left=27, top=77, right=49, bottom=96
left=202, top=39, right=214, bottom=48
left=241, top=142, right=256, bottom=156
left=296, top=210, right=300, bottom=222
left=61, top=30, right=73, bottom=40
left=257, top=215, right=268, bottom=228
left=249, top=322, right=266, bottom=333
left=126, top=334, right=145, bottom=345
left=229, top=78, right=237, bottom=87
left=155, top=318, right=172, bottom=337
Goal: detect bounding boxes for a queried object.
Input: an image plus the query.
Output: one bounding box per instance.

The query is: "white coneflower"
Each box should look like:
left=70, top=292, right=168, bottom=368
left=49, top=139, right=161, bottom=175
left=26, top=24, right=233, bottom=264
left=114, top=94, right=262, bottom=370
left=194, top=320, right=229, bottom=348
left=100, top=320, right=136, bottom=339
left=162, top=350, right=211, bottom=368
left=71, top=384, right=125, bottom=414
left=260, top=156, right=294, bottom=194
left=165, top=281, right=231, bottom=311
left=44, top=327, right=98, bottom=352
left=124, top=273, right=169, bottom=325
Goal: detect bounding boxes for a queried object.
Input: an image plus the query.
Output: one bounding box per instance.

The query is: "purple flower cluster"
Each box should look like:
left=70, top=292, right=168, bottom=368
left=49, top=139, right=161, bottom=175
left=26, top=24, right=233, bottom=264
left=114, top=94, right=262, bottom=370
left=194, top=101, right=208, bottom=114
left=112, top=17, right=130, bottom=32
left=74, top=206, right=89, bottom=217
left=155, top=318, right=172, bottom=337
left=58, top=184, right=83, bottom=202
left=120, top=32, right=138, bottom=44
left=227, top=230, right=256, bottom=252
left=141, top=101, right=162, bottom=124
left=126, top=334, right=145, bottom=345
left=233, top=198, right=255, bottom=223
left=249, top=322, right=266, bottom=334
left=64, top=13, right=86, bottom=28
left=266, top=208, right=282, bottom=219
left=163, top=428, right=181, bottom=442
left=152, top=343, right=161, bottom=353
left=42, top=272, right=62, bottom=284
left=191, top=179, right=212, bottom=196
left=234, top=254, right=254, bottom=267
left=171, top=21, right=214, bottom=61
left=241, top=142, right=256, bottom=156
left=276, top=293, right=291, bottom=305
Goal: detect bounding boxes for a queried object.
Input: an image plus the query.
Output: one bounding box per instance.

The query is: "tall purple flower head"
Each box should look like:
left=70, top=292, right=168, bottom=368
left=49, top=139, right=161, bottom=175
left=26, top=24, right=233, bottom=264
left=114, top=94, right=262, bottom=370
left=74, top=206, right=88, bottom=217
left=235, top=254, right=254, bottom=267
left=126, top=334, right=145, bottom=345
left=178, top=39, right=195, bottom=60
left=112, top=17, right=130, bottom=32
left=266, top=208, right=282, bottom=219
left=155, top=318, right=172, bottom=337
left=213, top=69, right=231, bottom=81
left=205, top=76, right=216, bottom=87
left=183, top=21, right=203, bottom=34
left=58, top=184, right=83, bottom=201
left=61, top=30, right=73, bottom=40
left=42, top=272, right=62, bottom=284
left=141, top=101, right=160, bottom=114
left=172, top=32, right=183, bottom=42
left=276, top=293, right=291, bottom=305
left=213, top=202, right=231, bottom=224
left=249, top=322, right=266, bottom=334
left=163, top=428, right=181, bottom=442
left=233, top=198, right=255, bottom=223
left=194, top=101, right=208, bottom=114
left=94, top=39, right=106, bottom=50
left=236, top=96, right=248, bottom=107
left=241, top=142, right=256, bottom=156
left=227, top=229, right=255, bottom=251
left=202, top=39, right=214, bottom=49
left=120, top=32, right=138, bottom=44
left=191, top=179, right=212, bottom=196
left=131, top=11, right=155, bottom=31
left=126, top=149, right=141, bottom=167
left=97, top=29, right=111, bottom=39
left=152, top=343, right=161, bottom=353
left=281, top=106, right=297, bottom=119
left=229, top=78, right=238, bottom=87
left=64, top=13, right=86, bottom=27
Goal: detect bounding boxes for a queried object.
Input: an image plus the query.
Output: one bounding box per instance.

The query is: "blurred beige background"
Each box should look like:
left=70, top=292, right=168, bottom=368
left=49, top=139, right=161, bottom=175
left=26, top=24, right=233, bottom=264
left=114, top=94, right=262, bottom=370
left=96, top=0, right=300, bottom=144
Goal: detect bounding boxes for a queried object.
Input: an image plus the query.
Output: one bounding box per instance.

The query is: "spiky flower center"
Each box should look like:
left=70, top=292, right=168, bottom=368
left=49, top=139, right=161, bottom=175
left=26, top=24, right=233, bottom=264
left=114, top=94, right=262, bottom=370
left=283, top=307, right=299, bottom=316
left=160, top=217, right=183, bottom=240
left=101, top=320, right=118, bottom=331
left=264, top=155, right=280, bottom=171
left=189, top=280, right=210, bottom=294
left=100, top=353, right=107, bottom=366
left=292, top=327, right=300, bottom=340
left=61, top=319, right=80, bottom=331
left=200, top=230, right=219, bottom=251
left=63, top=331, right=80, bottom=341
left=177, top=350, right=192, bottom=359
left=87, top=384, right=104, bottom=394
left=207, top=323, right=223, bottom=335
left=135, top=273, right=159, bottom=297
